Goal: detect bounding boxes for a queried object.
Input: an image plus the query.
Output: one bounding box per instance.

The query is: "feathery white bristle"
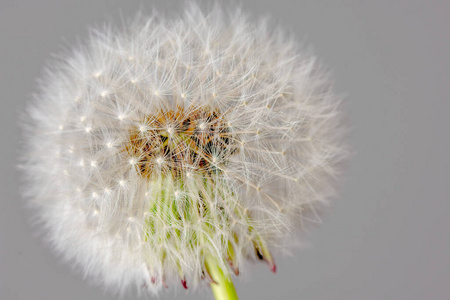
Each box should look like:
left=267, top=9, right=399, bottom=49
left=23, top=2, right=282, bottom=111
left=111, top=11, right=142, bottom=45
left=22, top=3, right=347, bottom=297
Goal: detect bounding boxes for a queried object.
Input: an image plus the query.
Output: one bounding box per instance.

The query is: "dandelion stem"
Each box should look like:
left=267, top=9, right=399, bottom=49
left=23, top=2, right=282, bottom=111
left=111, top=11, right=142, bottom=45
left=206, top=256, right=239, bottom=300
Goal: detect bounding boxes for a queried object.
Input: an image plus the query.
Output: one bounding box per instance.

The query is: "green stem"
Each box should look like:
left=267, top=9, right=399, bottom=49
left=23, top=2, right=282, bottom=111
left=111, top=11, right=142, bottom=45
left=205, top=256, right=239, bottom=300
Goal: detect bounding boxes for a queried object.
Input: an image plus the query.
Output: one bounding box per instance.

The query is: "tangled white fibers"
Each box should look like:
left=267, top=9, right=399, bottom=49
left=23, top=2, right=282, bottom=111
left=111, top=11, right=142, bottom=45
left=21, top=3, right=347, bottom=297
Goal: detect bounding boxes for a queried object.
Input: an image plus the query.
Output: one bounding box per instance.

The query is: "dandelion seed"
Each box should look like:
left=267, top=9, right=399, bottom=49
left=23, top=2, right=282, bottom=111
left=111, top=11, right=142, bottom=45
left=21, top=4, right=347, bottom=299
left=100, top=90, right=109, bottom=98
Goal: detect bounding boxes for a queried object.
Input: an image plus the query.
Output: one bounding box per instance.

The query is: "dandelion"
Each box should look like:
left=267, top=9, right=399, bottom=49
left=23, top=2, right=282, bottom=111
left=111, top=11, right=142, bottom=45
left=22, top=4, right=347, bottom=300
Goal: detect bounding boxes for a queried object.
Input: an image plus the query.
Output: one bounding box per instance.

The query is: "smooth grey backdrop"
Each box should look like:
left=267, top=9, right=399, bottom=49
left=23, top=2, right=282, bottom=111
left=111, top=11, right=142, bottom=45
left=1, top=1, right=449, bottom=299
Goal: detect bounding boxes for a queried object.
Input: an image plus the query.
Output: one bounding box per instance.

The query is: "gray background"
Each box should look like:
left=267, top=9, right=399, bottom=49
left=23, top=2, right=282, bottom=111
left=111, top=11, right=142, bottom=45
left=1, top=0, right=449, bottom=299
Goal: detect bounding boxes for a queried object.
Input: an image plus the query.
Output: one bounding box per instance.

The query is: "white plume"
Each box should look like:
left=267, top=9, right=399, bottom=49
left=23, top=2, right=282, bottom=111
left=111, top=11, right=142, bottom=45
left=22, top=3, right=347, bottom=296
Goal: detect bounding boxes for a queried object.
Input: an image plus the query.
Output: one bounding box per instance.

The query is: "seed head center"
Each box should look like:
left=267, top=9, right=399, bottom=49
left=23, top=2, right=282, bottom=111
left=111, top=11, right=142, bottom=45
left=126, top=106, right=238, bottom=179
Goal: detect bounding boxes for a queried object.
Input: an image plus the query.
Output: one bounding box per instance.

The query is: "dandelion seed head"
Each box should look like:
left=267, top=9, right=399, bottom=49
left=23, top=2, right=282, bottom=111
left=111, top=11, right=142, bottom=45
left=22, top=3, right=347, bottom=297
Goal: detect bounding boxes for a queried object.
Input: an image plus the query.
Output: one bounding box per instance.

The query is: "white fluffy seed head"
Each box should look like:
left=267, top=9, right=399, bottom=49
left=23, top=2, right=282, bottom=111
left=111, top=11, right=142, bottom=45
left=21, top=4, right=347, bottom=297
